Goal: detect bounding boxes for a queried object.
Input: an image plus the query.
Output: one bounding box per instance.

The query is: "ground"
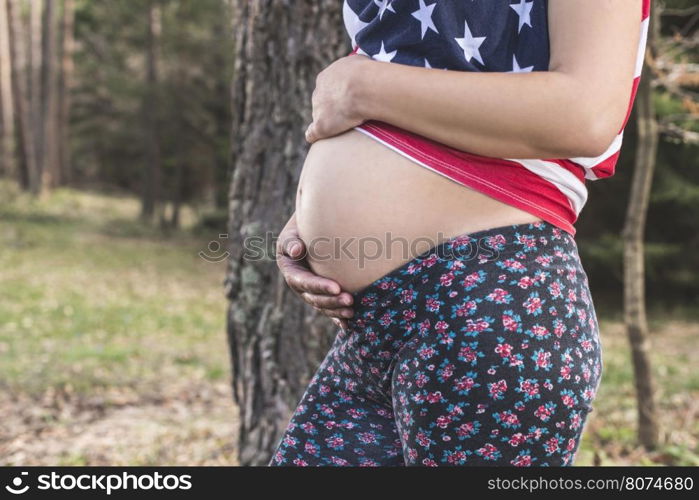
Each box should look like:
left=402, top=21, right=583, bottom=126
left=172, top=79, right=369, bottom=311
left=0, top=183, right=696, bottom=466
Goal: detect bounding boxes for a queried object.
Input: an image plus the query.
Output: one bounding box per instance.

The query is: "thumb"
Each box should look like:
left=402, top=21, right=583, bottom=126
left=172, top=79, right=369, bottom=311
left=286, top=238, right=305, bottom=259
left=305, top=123, right=317, bottom=143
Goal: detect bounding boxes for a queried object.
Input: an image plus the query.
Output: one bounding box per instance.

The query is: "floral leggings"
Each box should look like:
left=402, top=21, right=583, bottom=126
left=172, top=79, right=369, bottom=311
left=269, top=221, right=603, bottom=466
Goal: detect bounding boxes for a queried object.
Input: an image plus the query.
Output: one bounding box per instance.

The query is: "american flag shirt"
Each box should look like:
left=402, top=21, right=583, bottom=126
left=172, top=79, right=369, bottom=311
left=343, top=0, right=651, bottom=236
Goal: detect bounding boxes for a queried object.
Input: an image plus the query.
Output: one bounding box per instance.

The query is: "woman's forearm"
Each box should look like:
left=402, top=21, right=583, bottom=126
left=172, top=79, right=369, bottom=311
left=352, top=60, right=618, bottom=160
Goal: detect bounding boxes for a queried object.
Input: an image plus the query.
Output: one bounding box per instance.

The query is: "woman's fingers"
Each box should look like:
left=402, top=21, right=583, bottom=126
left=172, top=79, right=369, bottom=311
left=331, top=318, right=349, bottom=331
left=278, top=256, right=342, bottom=295
left=313, top=304, right=354, bottom=319
left=301, top=291, right=353, bottom=310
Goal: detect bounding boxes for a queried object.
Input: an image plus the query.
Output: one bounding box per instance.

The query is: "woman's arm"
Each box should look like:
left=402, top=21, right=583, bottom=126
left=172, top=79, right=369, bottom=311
left=308, top=0, right=643, bottom=160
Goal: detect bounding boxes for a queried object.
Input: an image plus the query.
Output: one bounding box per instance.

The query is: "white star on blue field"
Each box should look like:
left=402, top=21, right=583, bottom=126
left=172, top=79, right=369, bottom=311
left=343, top=0, right=550, bottom=72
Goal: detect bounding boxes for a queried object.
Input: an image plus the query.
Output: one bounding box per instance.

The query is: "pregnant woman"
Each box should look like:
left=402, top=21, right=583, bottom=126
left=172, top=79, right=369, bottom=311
left=270, top=0, right=650, bottom=466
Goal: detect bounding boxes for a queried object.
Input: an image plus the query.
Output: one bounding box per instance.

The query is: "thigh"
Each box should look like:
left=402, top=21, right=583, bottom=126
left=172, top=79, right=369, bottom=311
left=269, top=329, right=405, bottom=467
left=390, top=227, right=602, bottom=466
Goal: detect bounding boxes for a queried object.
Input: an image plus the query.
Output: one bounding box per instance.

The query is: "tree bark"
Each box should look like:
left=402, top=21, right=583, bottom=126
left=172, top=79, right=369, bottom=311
left=57, top=0, right=74, bottom=185
left=621, top=0, right=660, bottom=450
left=225, top=0, right=347, bottom=465
left=6, top=0, right=38, bottom=192
left=29, top=0, right=43, bottom=190
left=39, top=0, right=59, bottom=190
left=0, top=0, right=15, bottom=178
left=140, top=0, right=162, bottom=221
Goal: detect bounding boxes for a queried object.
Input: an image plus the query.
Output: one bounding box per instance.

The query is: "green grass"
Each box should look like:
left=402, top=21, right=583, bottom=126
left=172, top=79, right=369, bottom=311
left=0, top=181, right=697, bottom=466
left=0, top=182, right=230, bottom=397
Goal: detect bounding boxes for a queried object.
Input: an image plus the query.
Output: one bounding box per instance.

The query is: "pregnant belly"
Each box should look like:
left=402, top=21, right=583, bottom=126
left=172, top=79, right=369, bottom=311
left=295, top=129, right=542, bottom=293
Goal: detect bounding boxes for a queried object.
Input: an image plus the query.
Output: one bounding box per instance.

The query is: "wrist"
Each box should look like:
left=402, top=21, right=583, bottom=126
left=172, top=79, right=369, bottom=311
left=348, top=57, right=378, bottom=123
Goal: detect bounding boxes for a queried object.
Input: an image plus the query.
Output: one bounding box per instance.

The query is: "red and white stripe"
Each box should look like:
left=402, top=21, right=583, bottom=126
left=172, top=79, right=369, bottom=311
left=351, top=0, right=651, bottom=236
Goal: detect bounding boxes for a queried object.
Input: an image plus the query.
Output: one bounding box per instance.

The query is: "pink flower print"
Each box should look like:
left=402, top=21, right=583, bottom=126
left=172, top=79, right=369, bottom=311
left=487, top=288, right=512, bottom=304
left=535, top=402, right=556, bottom=422
left=465, top=317, right=491, bottom=333
left=569, top=412, right=583, bottom=430
left=535, top=254, right=553, bottom=267
left=544, top=436, right=561, bottom=454
left=495, top=341, right=513, bottom=359
left=528, top=324, right=550, bottom=339
left=416, top=432, right=432, bottom=448
left=426, top=297, right=441, bottom=312
left=440, top=271, right=455, bottom=286
left=532, top=348, right=552, bottom=371
left=453, top=374, right=478, bottom=394
left=407, top=263, right=421, bottom=274
left=301, top=422, right=317, bottom=434
left=502, top=311, right=521, bottom=332
left=426, top=391, right=443, bottom=403
left=454, top=299, right=478, bottom=317
left=358, top=432, right=378, bottom=444
left=436, top=415, right=452, bottom=428
left=379, top=311, right=394, bottom=327
left=476, top=443, right=501, bottom=460
left=325, top=434, right=345, bottom=450
left=560, top=390, right=578, bottom=408
left=548, top=280, right=563, bottom=299
left=518, top=276, right=535, bottom=289
left=418, top=344, right=437, bottom=360
left=523, top=292, right=545, bottom=316
left=304, top=440, right=320, bottom=455
left=403, top=309, right=416, bottom=321
left=435, top=320, right=449, bottom=332
left=458, top=342, right=482, bottom=365
left=553, top=319, right=566, bottom=337
left=500, top=259, right=526, bottom=273
left=439, top=363, right=455, bottom=380
left=487, top=234, right=507, bottom=250
left=456, top=421, right=479, bottom=438
left=292, top=458, right=309, bottom=466
left=423, top=254, right=439, bottom=268
left=446, top=449, right=470, bottom=464
left=511, top=451, right=534, bottom=466
left=494, top=410, right=521, bottom=428
left=518, top=378, right=540, bottom=400
left=516, top=233, right=537, bottom=249
left=401, top=288, right=415, bottom=303
left=508, top=433, right=527, bottom=447
left=462, top=271, right=485, bottom=290
left=488, top=379, right=508, bottom=400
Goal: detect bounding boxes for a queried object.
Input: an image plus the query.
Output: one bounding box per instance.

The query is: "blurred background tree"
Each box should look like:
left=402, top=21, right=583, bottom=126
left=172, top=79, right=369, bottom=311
left=0, top=0, right=234, bottom=223
left=0, top=0, right=697, bottom=466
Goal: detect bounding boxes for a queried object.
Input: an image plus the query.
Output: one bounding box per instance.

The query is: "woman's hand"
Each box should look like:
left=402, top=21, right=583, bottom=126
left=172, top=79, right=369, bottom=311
left=305, top=53, right=372, bottom=144
left=276, top=213, right=354, bottom=330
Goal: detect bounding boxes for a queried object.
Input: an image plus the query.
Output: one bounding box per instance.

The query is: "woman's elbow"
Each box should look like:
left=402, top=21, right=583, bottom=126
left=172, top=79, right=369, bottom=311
left=555, top=110, right=621, bottom=159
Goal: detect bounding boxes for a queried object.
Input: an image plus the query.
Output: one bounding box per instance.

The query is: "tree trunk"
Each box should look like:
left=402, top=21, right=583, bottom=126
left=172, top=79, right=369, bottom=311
left=29, top=0, right=43, bottom=190
left=211, top=11, right=231, bottom=210
left=57, top=0, right=74, bottom=185
left=140, top=0, right=162, bottom=221
left=39, top=0, right=59, bottom=190
left=6, top=0, right=38, bottom=192
left=621, top=0, right=660, bottom=450
left=0, top=0, right=15, bottom=178
left=225, top=0, right=347, bottom=465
